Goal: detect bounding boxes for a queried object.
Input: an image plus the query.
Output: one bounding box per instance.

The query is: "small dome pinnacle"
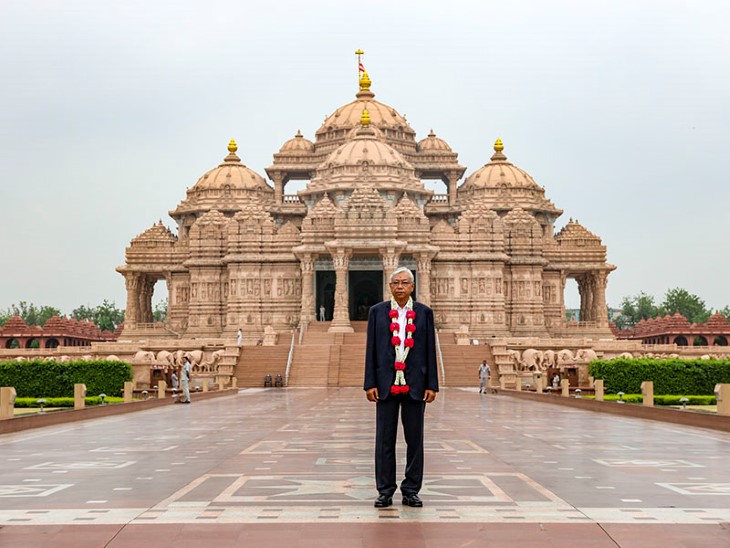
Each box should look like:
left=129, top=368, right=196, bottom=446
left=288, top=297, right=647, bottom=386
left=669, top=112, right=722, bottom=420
left=228, top=139, right=238, bottom=153
left=494, top=138, right=504, bottom=152
left=359, top=70, right=372, bottom=91
left=360, top=108, right=371, bottom=128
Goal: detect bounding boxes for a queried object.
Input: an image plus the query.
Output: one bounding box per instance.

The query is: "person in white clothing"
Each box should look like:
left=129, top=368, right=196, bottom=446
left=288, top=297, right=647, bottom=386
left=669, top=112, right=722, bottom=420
left=478, top=360, right=490, bottom=394
left=180, top=358, right=192, bottom=403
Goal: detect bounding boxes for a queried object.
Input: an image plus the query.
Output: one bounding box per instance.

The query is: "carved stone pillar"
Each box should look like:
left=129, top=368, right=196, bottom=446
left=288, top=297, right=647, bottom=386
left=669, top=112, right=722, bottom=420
left=592, top=271, right=609, bottom=326
left=271, top=172, right=285, bottom=205
left=578, top=275, right=595, bottom=322
left=416, top=254, right=433, bottom=306
left=380, top=251, right=401, bottom=301
left=299, top=255, right=316, bottom=326
left=124, top=273, right=140, bottom=328
left=328, top=250, right=353, bottom=333
left=446, top=171, right=459, bottom=206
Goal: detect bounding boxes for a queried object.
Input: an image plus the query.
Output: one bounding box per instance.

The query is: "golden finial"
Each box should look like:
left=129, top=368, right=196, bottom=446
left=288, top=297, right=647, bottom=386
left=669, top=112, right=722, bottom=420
left=355, top=49, right=364, bottom=55
left=359, top=70, right=372, bottom=91
left=360, top=108, right=371, bottom=127
left=494, top=138, right=504, bottom=152
left=228, top=138, right=238, bottom=153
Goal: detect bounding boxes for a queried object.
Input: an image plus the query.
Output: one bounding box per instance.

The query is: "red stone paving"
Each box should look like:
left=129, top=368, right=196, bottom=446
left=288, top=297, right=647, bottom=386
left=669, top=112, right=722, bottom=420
left=0, top=387, right=728, bottom=547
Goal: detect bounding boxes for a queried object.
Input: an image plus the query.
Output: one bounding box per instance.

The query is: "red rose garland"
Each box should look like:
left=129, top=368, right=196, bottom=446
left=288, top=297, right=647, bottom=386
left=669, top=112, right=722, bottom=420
left=389, top=297, right=416, bottom=395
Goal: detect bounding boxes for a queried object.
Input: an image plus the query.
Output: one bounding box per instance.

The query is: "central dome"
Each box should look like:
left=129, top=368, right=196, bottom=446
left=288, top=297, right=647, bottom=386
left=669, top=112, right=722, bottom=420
left=314, top=72, right=417, bottom=157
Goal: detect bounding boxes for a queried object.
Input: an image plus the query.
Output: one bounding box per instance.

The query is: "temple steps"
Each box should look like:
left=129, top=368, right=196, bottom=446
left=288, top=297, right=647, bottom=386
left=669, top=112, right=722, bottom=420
left=437, top=342, right=493, bottom=387
left=233, top=322, right=495, bottom=389
left=235, top=345, right=291, bottom=387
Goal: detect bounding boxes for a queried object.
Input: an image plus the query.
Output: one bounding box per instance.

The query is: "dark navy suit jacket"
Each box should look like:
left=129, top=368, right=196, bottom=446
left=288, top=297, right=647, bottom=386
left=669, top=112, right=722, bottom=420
left=363, top=300, right=439, bottom=400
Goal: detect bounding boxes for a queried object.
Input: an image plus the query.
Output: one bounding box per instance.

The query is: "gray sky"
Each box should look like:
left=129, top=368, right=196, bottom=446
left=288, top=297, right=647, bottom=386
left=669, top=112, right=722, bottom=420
left=1, top=0, right=728, bottom=315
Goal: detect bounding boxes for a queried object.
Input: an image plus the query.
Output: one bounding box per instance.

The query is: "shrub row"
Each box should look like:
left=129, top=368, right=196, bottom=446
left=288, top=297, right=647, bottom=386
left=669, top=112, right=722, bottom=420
left=0, top=360, right=133, bottom=398
left=588, top=358, right=730, bottom=395
left=585, top=394, right=716, bottom=405
left=14, top=396, right=125, bottom=408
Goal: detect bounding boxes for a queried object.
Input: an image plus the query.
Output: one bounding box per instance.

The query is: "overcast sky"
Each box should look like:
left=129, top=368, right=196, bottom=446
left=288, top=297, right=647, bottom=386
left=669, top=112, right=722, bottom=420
left=1, top=0, right=728, bottom=315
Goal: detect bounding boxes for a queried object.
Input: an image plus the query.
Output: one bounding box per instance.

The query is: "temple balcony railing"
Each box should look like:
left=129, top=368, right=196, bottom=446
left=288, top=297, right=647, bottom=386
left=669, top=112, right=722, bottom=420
left=283, top=194, right=303, bottom=204
left=429, top=194, right=449, bottom=204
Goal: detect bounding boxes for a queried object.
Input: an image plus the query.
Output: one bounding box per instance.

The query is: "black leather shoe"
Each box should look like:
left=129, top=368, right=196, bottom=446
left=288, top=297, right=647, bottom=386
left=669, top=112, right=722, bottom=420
left=402, top=494, right=423, bottom=507
left=374, top=494, right=392, bottom=508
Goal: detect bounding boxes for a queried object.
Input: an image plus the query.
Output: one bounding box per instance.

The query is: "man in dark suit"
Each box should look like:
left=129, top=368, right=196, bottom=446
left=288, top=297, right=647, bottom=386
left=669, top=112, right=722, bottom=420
left=364, top=266, right=438, bottom=508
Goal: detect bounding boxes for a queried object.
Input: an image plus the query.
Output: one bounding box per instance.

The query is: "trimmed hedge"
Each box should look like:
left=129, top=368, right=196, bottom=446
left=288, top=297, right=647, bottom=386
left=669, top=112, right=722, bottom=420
left=14, top=396, right=125, bottom=408
left=589, top=358, right=730, bottom=395
left=585, top=394, right=716, bottom=405
left=0, top=360, right=133, bottom=398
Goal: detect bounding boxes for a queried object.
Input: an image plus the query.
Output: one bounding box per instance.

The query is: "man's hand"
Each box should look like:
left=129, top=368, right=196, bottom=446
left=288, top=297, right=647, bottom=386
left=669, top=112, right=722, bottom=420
left=366, top=388, right=379, bottom=402
left=423, top=390, right=436, bottom=403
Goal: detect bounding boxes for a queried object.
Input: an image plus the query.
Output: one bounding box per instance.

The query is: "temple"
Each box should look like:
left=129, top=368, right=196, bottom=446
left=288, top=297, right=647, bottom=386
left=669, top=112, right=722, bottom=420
left=116, top=65, right=616, bottom=342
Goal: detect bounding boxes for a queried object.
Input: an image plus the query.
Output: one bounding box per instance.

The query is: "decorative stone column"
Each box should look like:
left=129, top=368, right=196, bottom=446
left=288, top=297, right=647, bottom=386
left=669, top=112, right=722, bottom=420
left=380, top=251, right=401, bottom=301
left=328, top=250, right=354, bottom=333
left=446, top=171, right=460, bottom=206
left=124, top=273, right=140, bottom=328
left=416, top=254, right=433, bottom=306
left=270, top=172, right=285, bottom=205
left=591, top=271, right=609, bottom=326
left=299, top=254, right=316, bottom=327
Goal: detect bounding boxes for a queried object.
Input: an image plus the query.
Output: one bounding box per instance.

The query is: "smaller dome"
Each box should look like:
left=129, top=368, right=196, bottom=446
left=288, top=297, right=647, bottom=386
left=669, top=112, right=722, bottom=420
left=462, top=139, right=540, bottom=190
left=322, top=125, right=414, bottom=171
left=278, top=130, right=314, bottom=154
left=193, top=140, right=269, bottom=191
left=417, top=130, right=452, bottom=152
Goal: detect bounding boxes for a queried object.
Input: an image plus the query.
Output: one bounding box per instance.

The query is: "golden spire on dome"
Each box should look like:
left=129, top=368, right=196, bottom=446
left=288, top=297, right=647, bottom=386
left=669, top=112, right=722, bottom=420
left=359, top=70, right=372, bottom=91
left=360, top=108, right=371, bottom=127
left=494, top=138, right=504, bottom=152
left=228, top=139, right=238, bottom=153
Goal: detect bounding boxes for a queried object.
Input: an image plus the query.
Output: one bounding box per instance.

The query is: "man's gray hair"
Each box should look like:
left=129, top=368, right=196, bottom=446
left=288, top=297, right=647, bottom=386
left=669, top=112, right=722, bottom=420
left=389, top=267, right=414, bottom=283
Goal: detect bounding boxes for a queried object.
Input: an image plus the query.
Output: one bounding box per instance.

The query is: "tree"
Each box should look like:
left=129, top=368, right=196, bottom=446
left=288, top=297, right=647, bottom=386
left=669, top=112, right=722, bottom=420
left=70, top=300, right=125, bottom=331
left=0, top=301, right=62, bottom=326
left=153, top=299, right=167, bottom=323
left=614, top=292, right=660, bottom=329
left=660, top=287, right=711, bottom=324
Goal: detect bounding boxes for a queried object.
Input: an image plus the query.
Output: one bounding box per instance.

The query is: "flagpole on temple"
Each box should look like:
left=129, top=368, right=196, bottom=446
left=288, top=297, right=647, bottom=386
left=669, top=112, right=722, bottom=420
left=355, top=48, right=364, bottom=83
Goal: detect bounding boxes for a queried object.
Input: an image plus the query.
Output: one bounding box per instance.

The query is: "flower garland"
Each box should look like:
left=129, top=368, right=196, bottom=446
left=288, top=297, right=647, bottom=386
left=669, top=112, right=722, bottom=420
left=388, top=296, right=416, bottom=395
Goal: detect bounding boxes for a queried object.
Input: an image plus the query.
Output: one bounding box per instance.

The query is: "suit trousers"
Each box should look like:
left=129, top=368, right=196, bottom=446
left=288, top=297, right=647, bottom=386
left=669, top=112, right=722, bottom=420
left=375, top=394, right=426, bottom=497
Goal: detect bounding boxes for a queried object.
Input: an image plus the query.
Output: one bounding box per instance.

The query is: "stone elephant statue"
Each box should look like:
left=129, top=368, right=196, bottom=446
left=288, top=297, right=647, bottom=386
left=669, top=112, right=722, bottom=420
left=542, top=350, right=557, bottom=368
left=575, top=349, right=598, bottom=363
left=156, top=350, right=176, bottom=367
left=59, top=355, right=71, bottom=363
left=133, top=350, right=155, bottom=363
left=185, top=350, right=204, bottom=371
left=616, top=352, right=634, bottom=359
left=557, top=349, right=575, bottom=365
left=520, top=348, right=543, bottom=371
left=506, top=350, right=521, bottom=368
left=105, top=355, right=120, bottom=361
left=201, top=349, right=225, bottom=372
left=174, top=350, right=186, bottom=367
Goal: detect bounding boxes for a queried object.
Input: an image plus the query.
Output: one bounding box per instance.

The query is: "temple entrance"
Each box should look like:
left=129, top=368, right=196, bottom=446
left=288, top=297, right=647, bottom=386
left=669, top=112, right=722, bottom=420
left=315, top=271, right=336, bottom=321
left=349, top=271, right=383, bottom=321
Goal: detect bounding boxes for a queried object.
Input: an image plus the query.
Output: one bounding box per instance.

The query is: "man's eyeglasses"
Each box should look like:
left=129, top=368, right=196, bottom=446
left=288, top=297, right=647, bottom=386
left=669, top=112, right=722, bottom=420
left=389, top=281, right=413, bottom=287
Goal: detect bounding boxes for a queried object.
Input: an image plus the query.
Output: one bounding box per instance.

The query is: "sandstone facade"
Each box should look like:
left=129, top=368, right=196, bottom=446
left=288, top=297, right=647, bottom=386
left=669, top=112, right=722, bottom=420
left=117, top=70, right=615, bottom=342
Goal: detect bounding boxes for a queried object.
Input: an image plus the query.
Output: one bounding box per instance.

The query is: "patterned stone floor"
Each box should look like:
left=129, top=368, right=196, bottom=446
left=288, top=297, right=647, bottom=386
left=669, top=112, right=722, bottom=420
left=0, top=387, right=728, bottom=547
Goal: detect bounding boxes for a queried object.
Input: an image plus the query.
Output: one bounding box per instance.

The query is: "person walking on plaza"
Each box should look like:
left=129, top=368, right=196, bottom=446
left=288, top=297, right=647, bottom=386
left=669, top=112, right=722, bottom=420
left=180, top=357, right=192, bottom=403
left=237, top=328, right=243, bottom=347
left=171, top=371, right=179, bottom=391
left=364, top=266, right=438, bottom=509
left=479, top=360, right=490, bottom=394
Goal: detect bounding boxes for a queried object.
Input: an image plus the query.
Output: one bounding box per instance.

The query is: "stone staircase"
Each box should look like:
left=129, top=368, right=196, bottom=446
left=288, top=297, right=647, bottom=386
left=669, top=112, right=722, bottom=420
left=233, top=321, right=496, bottom=388
left=234, top=345, right=291, bottom=388
left=437, top=333, right=494, bottom=387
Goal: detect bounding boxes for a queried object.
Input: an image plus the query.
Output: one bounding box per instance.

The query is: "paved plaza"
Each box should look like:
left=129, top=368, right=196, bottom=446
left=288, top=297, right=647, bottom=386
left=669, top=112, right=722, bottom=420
left=0, top=388, right=729, bottom=547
